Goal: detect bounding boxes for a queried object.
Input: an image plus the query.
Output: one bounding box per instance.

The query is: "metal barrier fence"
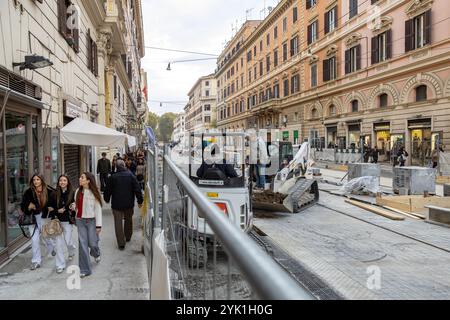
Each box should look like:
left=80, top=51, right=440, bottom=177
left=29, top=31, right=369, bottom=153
left=143, top=145, right=315, bottom=300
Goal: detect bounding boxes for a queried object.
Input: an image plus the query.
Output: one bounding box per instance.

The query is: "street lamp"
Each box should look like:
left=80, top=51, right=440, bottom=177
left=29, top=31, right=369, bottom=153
left=13, top=55, right=53, bottom=71
left=166, top=57, right=217, bottom=71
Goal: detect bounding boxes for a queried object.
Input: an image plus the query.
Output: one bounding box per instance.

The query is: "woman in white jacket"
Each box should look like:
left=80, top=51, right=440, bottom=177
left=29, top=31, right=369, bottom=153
left=72, top=172, right=103, bottom=278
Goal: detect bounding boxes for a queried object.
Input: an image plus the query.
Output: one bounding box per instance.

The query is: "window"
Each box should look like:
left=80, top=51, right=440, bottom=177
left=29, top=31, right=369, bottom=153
left=325, top=6, right=337, bottom=34
left=274, top=49, right=279, bottom=67
left=372, top=30, right=392, bottom=64
left=114, top=75, right=117, bottom=99
left=58, top=0, right=80, bottom=52
left=283, top=17, right=287, bottom=32
left=379, top=94, right=388, bottom=107
left=329, top=105, right=336, bottom=116
left=345, top=45, right=361, bottom=74
left=87, top=29, right=98, bottom=76
left=267, top=33, right=270, bottom=46
left=283, top=43, right=288, bottom=62
left=283, top=79, right=290, bottom=97
left=291, top=74, right=300, bottom=94
left=290, top=36, right=299, bottom=56
left=308, top=20, right=318, bottom=45
left=323, top=56, right=337, bottom=82
left=247, top=50, right=252, bottom=62
left=259, top=60, right=263, bottom=77
left=231, top=67, right=234, bottom=76
left=248, top=70, right=252, bottom=83
left=260, top=40, right=263, bottom=52
left=351, top=100, right=359, bottom=112
left=273, top=84, right=280, bottom=98
left=349, top=0, right=358, bottom=19
left=205, top=81, right=209, bottom=86
left=254, top=46, right=257, bottom=57
left=254, top=66, right=257, bottom=80
left=204, top=105, right=211, bottom=111
left=306, top=0, right=317, bottom=9
left=311, top=64, right=317, bottom=87
left=204, top=116, right=211, bottom=123
left=416, top=85, right=427, bottom=102
left=405, top=10, right=431, bottom=52
left=293, top=7, right=298, bottom=23
left=240, top=100, right=244, bottom=112
left=266, top=55, right=271, bottom=72
left=206, top=90, right=210, bottom=97
left=274, top=26, right=278, bottom=39
left=265, top=88, right=272, bottom=100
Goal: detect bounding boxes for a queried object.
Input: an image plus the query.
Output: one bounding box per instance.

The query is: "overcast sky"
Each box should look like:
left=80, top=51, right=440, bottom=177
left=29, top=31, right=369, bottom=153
left=141, top=0, right=281, bottom=116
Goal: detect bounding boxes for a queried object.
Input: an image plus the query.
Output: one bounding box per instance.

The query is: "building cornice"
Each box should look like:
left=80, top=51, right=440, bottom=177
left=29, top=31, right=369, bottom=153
left=80, top=0, right=106, bottom=28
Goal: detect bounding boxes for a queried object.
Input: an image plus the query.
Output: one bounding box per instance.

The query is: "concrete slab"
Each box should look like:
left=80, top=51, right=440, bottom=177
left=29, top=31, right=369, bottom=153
left=0, top=205, right=149, bottom=300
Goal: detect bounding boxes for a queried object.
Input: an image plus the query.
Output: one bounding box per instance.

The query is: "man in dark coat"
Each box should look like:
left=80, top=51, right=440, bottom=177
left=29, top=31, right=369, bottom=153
left=104, top=160, right=143, bottom=249
left=97, top=153, right=111, bottom=192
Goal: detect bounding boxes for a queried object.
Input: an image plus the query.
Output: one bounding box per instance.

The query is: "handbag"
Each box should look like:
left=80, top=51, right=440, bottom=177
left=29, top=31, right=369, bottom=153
left=41, top=218, right=63, bottom=239
left=18, top=213, right=38, bottom=239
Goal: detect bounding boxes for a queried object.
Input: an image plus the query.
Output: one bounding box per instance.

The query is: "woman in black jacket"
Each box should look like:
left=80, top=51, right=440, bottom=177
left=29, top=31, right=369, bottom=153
left=20, top=174, right=58, bottom=271
left=50, top=175, right=76, bottom=264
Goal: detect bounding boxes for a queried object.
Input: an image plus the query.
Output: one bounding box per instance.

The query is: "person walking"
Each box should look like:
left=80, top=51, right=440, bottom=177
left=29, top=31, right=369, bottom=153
left=50, top=175, right=76, bottom=263
left=97, top=153, right=111, bottom=192
left=20, top=174, right=59, bottom=271
left=72, top=172, right=102, bottom=278
left=135, top=158, right=146, bottom=190
left=371, top=146, right=379, bottom=164
left=397, top=147, right=408, bottom=167
left=104, top=160, right=143, bottom=250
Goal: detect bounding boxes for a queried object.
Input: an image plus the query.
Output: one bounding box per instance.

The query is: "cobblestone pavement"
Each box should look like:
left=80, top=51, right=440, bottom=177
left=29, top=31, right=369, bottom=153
left=253, top=170, right=450, bottom=299
left=0, top=205, right=149, bottom=300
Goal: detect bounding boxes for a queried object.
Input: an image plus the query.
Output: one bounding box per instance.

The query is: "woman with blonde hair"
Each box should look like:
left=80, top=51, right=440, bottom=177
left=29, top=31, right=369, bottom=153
left=71, top=172, right=103, bottom=278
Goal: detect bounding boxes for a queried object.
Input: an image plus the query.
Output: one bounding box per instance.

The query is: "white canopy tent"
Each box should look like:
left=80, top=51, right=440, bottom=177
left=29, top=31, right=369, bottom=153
left=60, top=117, right=136, bottom=147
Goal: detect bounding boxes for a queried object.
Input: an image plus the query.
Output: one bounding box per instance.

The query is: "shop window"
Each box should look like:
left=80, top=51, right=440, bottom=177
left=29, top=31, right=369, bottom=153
left=379, top=94, right=388, bottom=107
left=351, top=100, right=359, bottom=112
left=416, top=85, right=427, bottom=102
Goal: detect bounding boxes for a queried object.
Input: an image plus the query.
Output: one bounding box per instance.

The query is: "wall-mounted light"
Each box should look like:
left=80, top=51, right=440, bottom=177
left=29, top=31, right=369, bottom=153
left=13, top=55, right=53, bottom=70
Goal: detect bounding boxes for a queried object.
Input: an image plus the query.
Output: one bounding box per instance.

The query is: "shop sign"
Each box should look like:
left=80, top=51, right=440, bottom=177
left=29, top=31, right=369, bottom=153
left=65, top=101, right=83, bottom=118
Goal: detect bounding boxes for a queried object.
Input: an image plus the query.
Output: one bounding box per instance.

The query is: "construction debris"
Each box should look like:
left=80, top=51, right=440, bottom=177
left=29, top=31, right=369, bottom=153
left=339, top=176, right=380, bottom=195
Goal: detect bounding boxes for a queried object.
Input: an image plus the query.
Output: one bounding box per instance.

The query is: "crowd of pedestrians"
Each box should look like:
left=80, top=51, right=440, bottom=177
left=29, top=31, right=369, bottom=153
left=19, top=149, right=147, bottom=278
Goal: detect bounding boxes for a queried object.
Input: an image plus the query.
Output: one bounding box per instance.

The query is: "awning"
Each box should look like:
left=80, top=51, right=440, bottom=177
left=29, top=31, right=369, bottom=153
left=60, top=118, right=127, bottom=147
left=127, top=134, right=136, bottom=147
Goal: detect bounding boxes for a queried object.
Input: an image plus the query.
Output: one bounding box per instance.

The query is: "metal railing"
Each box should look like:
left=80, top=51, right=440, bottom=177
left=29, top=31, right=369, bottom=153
left=144, top=144, right=315, bottom=300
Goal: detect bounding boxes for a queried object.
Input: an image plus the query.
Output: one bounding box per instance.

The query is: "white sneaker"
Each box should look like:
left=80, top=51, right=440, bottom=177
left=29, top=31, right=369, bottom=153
left=95, top=256, right=101, bottom=263
left=56, top=267, right=65, bottom=274
left=30, top=263, right=41, bottom=270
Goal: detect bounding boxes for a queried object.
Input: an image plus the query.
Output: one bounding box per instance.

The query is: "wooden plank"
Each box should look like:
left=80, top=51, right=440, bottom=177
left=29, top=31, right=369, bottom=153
left=376, top=197, right=412, bottom=213
left=345, top=199, right=405, bottom=221
left=382, top=206, right=422, bottom=220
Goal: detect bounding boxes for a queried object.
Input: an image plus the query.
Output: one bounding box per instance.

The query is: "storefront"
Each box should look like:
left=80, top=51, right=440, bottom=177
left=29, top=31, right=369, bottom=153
left=347, top=123, right=361, bottom=149
left=1, top=83, right=43, bottom=265
left=408, top=118, right=432, bottom=166
left=374, top=122, right=391, bottom=162
left=326, top=125, right=338, bottom=148
left=282, top=131, right=289, bottom=142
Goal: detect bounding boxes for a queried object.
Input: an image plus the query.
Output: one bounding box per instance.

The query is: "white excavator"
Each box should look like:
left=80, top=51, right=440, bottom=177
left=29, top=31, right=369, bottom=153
left=251, top=139, right=320, bottom=213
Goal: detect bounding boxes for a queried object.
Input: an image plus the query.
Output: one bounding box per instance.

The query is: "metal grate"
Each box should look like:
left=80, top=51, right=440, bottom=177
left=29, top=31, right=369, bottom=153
left=0, top=68, right=8, bottom=87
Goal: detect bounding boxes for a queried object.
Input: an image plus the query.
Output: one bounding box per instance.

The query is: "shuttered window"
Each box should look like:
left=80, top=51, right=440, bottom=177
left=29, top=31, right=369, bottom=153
left=283, top=79, right=289, bottom=97
left=325, top=6, right=338, bottom=34
left=87, top=29, right=98, bottom=76
left=323, top=56, right=337, bottom=82
left=58, top=0, right=79, bottom=53
left=349, top=0, right=358, bottom=19
left=405, top=10, right=432, bottom=52
left=371, top=30, right=392, bottom=64
left=311, top=64, right=317, bottom=87
left=345, top=45, right=361, bottom=74
left=308, top=20, right=318, bottom=45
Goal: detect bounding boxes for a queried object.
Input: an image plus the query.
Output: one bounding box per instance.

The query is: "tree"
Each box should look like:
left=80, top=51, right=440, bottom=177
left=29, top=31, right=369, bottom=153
left=158, top=113, right=177, bottom=142
left=146, top=111, right=159, bottom=131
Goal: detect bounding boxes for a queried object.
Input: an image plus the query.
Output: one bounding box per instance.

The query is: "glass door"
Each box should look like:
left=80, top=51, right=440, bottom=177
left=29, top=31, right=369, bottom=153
left=6, top=113, right=29, bottom=244
left=411, top=128, right=431, bottom=166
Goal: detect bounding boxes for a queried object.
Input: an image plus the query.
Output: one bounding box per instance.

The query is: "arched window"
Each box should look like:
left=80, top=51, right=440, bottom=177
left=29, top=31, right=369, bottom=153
left=329, top=104, right=336, bottom=116
left=351, top=100, right=359, bottom=112
left=379, top=93, right=388, bottom=107
left=311, top=108, right=318, bottom=119
left=416, top=85, right=427, bottom=102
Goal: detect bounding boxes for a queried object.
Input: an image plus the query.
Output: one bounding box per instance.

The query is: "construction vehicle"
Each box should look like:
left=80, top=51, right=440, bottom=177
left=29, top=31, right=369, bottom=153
left=251, top=140, right=320, bottom=213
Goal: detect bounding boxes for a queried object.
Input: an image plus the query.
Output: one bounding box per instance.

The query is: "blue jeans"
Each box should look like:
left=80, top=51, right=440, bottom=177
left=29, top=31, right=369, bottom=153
left=255, top=165, right=266, bottom=188
left=76, top=218, right=100, bottom=275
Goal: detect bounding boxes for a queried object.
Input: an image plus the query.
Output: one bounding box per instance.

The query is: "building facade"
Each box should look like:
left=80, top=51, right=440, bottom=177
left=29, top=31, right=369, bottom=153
left=172, top=112, right=186, bottom=142
left=0, top=0, right=145, bottom=264
left=185, top=74, right=217, bottom=133
left=216, top=0, right=450, bottom=167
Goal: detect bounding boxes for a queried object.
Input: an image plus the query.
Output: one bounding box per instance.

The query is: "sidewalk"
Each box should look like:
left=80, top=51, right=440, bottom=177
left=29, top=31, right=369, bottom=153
left=0, top=204, right=149, bottom=300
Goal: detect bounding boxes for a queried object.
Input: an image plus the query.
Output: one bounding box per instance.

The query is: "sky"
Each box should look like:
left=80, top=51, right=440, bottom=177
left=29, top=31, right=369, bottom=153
left=141, top=0, right=281, bottom=116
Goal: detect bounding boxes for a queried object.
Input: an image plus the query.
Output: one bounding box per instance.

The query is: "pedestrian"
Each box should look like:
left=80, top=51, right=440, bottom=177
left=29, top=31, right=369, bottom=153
left=431, top=148, right=439, bottom=168
left=50, top=175, right=77, bottom=263
left=397, top=147, right=408, bottom=167
left=363, top=144, right=370, bottom=163
left=20, top=174, right=57, bottom=271
left=72, top=172, right=102, bottom=278
left=135, top=158, right=146, bottom=190
left=104, top=160, right=143, bottom=250
left=97, top=152, right=111, bottom=192
left=371, top=146, right=379, bottom=164
left=111, top=155, right=118, bottom=174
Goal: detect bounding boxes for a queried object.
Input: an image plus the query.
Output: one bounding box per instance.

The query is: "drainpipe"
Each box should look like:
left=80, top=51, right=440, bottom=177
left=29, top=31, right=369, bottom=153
left=0, top=88, right=12, bottom=121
